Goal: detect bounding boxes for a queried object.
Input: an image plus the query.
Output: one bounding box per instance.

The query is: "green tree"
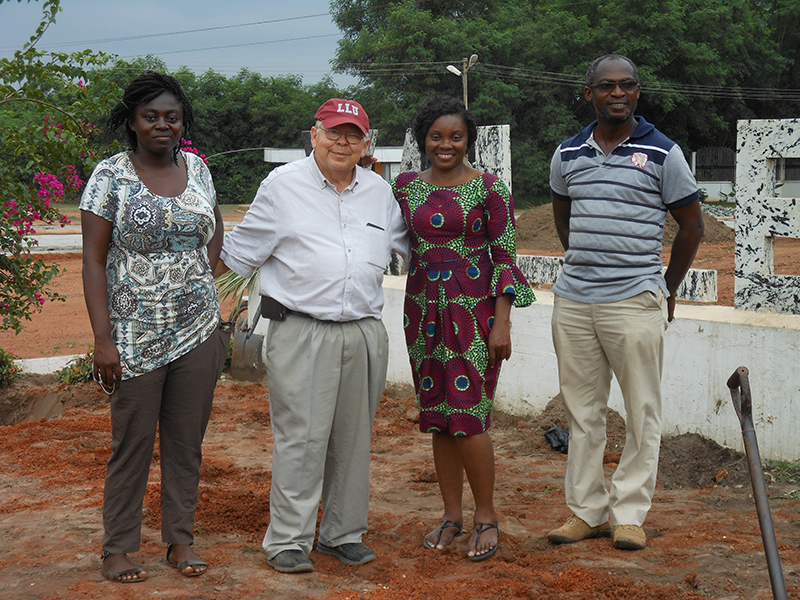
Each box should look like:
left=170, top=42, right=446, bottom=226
left=84, top=56, right=170, bottom=154
left=188, top=70, right=343, bottom=203
left=0, top=0, right=116, bottom=332
left=81, top=59, right=346, bottom=205
left=331, top=0, right=798, bottom=205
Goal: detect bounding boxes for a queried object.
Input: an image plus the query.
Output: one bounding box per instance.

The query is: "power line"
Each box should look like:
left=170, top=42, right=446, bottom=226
left=0, top=2, right=397, bottom=52
left=341, top=61, right=800, bottom=102
left=0, top=13, right=332, bottom=52
left=205, top=147, right=270, bottom=160
left=151, top=33, right=341, bottom=57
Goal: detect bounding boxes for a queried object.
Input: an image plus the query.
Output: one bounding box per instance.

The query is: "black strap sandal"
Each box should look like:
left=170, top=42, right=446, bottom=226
left=423, top=518, right=464, bottom=549
left=100, top=550, right=147, bottom=583
left=468, top=522, right=499, bottom=562
left=165, top=544, right=208, bottom=577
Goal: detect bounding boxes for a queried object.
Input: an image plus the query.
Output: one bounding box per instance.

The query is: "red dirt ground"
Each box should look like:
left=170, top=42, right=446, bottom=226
left=1, top=206, right=800, bottom=599
left=2, top=379, right=800, bottom=599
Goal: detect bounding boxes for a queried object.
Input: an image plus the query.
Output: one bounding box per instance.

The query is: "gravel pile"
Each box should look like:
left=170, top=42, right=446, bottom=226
left=701, top=202, right=735, bottom=218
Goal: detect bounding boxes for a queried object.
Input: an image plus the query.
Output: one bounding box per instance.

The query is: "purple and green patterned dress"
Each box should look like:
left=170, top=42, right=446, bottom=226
left=392, top=172, right=535, bottom=436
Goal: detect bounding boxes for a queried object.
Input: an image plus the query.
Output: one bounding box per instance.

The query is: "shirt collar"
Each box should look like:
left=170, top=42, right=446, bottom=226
left=582, top=116, right=654, bottom=142
left=585, top=116, right=654, bottom=151
left=629, top=116, right=654, bottom=139
left=308, top=150, right=359, bottom=192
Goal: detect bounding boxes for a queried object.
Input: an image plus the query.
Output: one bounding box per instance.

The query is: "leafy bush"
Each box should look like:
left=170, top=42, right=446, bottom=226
left=1, top=0, right=117, bottom=334
left=0, top=348, right=22, bottom=386
left=56, top=349, right=94, bottom=386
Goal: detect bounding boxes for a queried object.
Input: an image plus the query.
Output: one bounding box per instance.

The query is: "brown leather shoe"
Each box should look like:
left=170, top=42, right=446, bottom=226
left=547, top=515, right=611, bottom=544
left=612, top=524, right=647, bottom=550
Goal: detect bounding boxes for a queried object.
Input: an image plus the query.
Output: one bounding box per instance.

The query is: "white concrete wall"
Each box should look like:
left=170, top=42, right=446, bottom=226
left=381, top=276, right=800, bottom=462
left=698, top=180, right=800, bottom=201
left=16, top=354, right=83, bottom=375
left=781, top=182, right=800, bottom=197
left=735, top=118, right=800, bottom=314
left=698, top=182, right=733, bottom=202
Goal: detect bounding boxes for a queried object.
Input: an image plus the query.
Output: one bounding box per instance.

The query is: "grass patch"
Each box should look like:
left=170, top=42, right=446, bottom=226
left=764, top=460, right=800, bottom=484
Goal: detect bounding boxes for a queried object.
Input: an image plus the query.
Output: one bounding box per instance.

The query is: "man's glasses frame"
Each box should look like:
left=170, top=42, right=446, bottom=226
left=318, top=125, right=365, bottom=145
left=589, top=79, right=640, bottom=93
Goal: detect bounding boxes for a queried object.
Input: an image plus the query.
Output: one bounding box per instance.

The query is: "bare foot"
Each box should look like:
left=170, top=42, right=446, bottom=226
left=468, top=522, right=499, bottom=559
left=424, top=518, right=463, bottom=550
left=101, top=553, right=148, bottom=583
left=166, top=544, right=208, bottom=576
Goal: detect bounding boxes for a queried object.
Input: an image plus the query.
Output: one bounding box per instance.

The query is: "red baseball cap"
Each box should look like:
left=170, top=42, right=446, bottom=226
left=314, top=98, right=370, bottom=136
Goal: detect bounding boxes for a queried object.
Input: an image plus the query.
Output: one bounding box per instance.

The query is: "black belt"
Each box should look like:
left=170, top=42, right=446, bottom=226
left=285, top=308, right=341, bottom=325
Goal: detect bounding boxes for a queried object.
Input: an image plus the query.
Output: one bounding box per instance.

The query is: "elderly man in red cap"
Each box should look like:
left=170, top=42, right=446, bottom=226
left=214, top=98, right=409, bottom=573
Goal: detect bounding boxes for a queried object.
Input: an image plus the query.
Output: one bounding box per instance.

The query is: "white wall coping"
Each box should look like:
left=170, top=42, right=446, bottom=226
left=15, top=354, right=83, bottom=375
left=380, top=276, right=800, bottom=461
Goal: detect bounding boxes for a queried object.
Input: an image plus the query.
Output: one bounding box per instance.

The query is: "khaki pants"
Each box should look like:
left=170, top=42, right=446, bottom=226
left=102, top=327, right=227, bottom=554
left=551, top=291, right=668, bottom=527
left=262, top=315, right=388, bottom=559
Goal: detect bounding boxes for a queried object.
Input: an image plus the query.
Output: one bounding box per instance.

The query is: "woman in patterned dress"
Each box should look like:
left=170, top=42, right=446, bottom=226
left=392, top=97, right=535, bottom=561
left=81, top=72, right=227, bottom=583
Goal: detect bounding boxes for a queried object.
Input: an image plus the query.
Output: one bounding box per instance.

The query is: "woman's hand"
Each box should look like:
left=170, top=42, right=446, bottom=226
left=81, top=209, right=122, bottom=388
left=487, top=294, right=513, bottom=368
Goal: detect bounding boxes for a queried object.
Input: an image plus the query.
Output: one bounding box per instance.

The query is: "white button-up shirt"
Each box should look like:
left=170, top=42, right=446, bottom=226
left=220, top=153, right=410, bottom=321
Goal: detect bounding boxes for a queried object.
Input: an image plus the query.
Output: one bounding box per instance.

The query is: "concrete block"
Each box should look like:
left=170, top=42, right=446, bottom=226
left=515, top=254, right=717, bottom=302
left=381, top=280, right=800, bottom=461
left=735, top=118, right=800, bottom=313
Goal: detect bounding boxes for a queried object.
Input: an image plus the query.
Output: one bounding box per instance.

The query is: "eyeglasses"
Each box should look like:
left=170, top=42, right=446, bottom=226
left=318, top=126, right=364, bottom=145
left=590, top=79, right=640, bottom=93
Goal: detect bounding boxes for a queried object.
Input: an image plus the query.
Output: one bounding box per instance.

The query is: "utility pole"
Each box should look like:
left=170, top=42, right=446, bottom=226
left=446, top=54, right=478, bottom=108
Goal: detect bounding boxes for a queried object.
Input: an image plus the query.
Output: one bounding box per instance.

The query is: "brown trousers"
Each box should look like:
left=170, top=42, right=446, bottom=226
left=102, top=327, right=228, bottom=554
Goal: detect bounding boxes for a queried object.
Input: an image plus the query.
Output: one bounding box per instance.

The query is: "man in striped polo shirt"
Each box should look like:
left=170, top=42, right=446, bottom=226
left=546, top=54, right=704, bottom=551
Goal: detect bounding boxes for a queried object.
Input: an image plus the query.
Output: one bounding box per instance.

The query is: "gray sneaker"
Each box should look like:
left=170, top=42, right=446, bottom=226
left=267, top=549, right=313, bottom=573
left=316, top=542, right=376, bottom=566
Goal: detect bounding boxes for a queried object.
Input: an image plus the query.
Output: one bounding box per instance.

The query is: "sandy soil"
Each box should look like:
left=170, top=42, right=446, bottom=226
left=2, top=205, right=800, bottom=599
left=2, top=378, right=800, bottom=600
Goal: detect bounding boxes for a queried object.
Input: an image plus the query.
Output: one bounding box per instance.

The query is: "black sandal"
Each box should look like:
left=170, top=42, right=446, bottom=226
left=423, top=518, right=463, bottom=549
left=100, top=551, right=147, bottom=583
left=165, top=544, right=208, bottom=577
left=468, top=522, right=499, bottom=562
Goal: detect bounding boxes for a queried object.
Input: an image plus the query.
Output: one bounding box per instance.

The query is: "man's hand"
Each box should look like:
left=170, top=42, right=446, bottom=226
left=358, top=153, right=377, bottom=170
left=664, top=201, right=704, bottom=322
left=667, top=294, right=677, bottom=322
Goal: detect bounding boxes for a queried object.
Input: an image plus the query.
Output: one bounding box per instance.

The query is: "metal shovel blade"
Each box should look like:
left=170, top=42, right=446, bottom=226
left=229, top=312, right=266, bottom=382
left=727, top=366, right=787, bottom=600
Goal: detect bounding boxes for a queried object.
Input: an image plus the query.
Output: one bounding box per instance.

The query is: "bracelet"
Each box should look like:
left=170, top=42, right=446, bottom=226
left=93, top=370, right=117, bottom=396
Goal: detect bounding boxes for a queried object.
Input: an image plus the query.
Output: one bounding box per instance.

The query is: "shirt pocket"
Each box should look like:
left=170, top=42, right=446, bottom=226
left=364, top=222, right=389, bottom=270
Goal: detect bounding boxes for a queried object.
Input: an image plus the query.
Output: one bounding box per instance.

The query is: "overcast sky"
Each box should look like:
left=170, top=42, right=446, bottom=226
left=0, top=0, right=357, bottom=87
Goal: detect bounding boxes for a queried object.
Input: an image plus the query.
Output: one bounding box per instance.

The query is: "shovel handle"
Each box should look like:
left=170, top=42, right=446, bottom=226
left=245, top=298, right=262, bottom=341
left=726, top=366, right=787, bottom=600
left=727, top=366, right=752, bottom=423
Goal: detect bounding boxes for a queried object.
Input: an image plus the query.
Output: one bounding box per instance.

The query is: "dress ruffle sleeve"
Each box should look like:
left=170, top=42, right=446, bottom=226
left=483, top=174, right=535, bottom=308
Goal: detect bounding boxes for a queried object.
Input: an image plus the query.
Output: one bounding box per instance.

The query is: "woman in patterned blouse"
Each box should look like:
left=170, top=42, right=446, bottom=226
left=391, top=97, right=534, bottom=562
left=81, top=72, right=227, bottom=583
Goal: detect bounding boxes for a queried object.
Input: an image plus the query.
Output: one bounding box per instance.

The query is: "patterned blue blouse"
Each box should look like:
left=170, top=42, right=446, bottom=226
left=80, top=151, right=220, bottom=379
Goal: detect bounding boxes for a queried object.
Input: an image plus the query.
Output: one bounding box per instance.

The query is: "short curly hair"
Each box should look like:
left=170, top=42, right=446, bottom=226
left=412, top=96, right=478, bottom=156
left=584, top=54, right=639, bottom=87
left=107, top=71, right=194, bottom=163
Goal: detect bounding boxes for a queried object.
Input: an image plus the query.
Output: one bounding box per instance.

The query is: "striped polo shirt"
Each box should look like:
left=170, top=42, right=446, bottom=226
left=549, top=116, right=699, bottom=303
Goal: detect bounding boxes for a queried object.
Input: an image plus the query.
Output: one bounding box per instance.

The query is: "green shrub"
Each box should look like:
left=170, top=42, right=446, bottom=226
left=0, top=348, right=22, bottom=386
left=56, top=349, right=94, bottom=386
